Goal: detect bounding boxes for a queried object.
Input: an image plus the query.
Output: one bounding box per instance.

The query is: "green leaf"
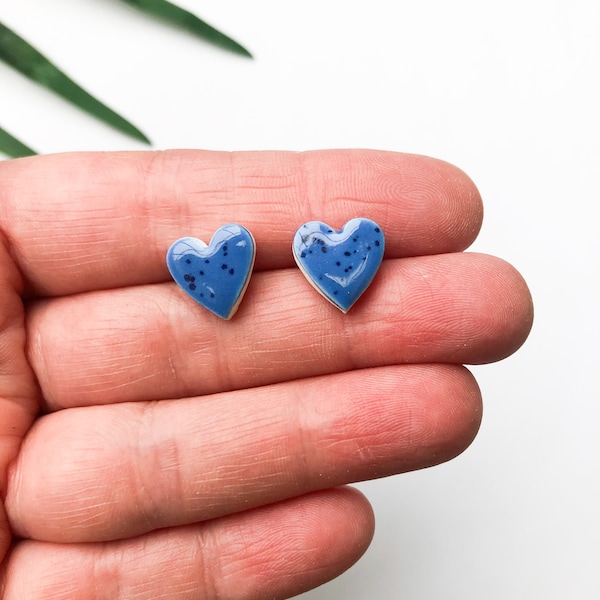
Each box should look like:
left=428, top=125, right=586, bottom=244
left=0, top=125, right=37, bottom=158
left=0, top=21, right=150, bottom=144
left=119, top=0, right=252, bottom=58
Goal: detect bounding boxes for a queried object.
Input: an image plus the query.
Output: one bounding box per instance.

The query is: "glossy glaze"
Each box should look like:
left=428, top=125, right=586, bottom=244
left=292, top=218, right=384, bottom=312
left=167, top=225, right=255, bottom=319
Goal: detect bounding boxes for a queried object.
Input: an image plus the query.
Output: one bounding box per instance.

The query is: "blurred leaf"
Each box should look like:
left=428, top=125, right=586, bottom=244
left=0, top=125, right=36, bottom=158
left=0, top=21, right=150, bottom=144
left=119, top=0, right=252, bottom=58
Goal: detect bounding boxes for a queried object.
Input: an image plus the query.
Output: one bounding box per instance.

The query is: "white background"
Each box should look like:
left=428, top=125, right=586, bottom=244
left=2, top=1, right=599, bottom=598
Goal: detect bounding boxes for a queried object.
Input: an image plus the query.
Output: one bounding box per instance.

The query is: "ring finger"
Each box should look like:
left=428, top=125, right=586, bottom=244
left=7, top=363, right=481, bottom=543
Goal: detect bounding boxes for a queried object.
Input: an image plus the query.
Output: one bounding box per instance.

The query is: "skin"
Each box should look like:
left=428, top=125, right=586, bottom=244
left=0, top=150, right=533, bottom=599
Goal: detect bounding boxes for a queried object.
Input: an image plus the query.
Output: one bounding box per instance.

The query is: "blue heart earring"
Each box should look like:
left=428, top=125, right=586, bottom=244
left=292, top=218, right=385, bottom=313
left=167, top=224, right=255, bottom=320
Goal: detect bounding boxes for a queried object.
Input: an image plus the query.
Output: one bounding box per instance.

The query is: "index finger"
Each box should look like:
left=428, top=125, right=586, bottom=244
left=0, top=150, right=482, bottom=296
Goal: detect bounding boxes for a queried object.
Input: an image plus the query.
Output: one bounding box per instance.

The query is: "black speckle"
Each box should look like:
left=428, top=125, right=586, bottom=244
left=353, top=237, right=358, bottom=242
left=184, top=274, right=192, bottom=282
left=229, top=268, right=235, bottom=275
left=205, top=259, right=210, bottom=264
left=224, top=252, right=228, bottom=257
left=210, top=292, right=215, bottom=298
left=222, top=264, right=228, bottom=270
left=333, top=290, right=339, bottom=295
left=301, top=251, right=307, bottom=258
left=354, top=250, right=357, bottom=253
left=321, top=246, right=328, bottom=253
left=223, top=245, right=228, bottom=252
left=319, top=276, right=323, bottom=280
left=367, top=245, right=371, bottom=251
left=200, top=293, right=204, bottom=297
left=374, top=227, right=380, bottom=233
left=189, top=283, right=197, bottom=291
left=348, top=265, right=353, bottom=270
left=344, top=251, right=351, bottom=256
left=336, top=261, right=341, bottom=266
left=374, top=240, right=380, bottom=247
left=327, top=229, right=333, bottom=233
left=309, top=250, right=313, bottom=254
left=185, top=259, right=191, bottom=264
left=362, top=256, right=366, bottom=261
left=344, top=268, right=349, bottom=273
left=199, top=271, right=204, bottom=276
left=316, top=238, right=325, bottom=245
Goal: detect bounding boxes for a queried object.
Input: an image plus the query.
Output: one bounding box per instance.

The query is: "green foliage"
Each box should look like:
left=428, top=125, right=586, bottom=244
left=121, top=0, right=252, bottom=58
left=0, top=125, right=36, bottom=158
left=0, top=21, right=150, bottom=148
left=0, top=1, right=251, bottom=158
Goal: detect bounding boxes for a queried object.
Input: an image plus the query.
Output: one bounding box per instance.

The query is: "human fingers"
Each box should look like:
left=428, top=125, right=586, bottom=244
left=6, top=364, right=481, bottom=543
left=2, top=488, right=373, bottom=600
left=0, top=236, right=41, bottom=562
left=27, top=253, right=532, bottom=410
left=1, top=150, right=482, bottom=296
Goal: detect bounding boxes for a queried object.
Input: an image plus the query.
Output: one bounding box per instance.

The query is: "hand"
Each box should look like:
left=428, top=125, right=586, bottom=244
left=0, top=150, right=532, bottom=599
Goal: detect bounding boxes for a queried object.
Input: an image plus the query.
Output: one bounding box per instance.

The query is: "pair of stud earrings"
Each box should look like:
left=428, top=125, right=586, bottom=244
left=166, top=218, right=385, bottom=320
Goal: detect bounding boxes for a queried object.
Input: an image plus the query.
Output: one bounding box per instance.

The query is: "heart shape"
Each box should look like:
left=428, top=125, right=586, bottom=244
left=167, top=225, right=255, bottom=319
left=292, top=218, right=384, bottom=312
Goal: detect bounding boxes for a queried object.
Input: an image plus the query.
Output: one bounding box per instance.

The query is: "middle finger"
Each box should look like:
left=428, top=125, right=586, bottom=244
left=28, top=252, right=530, bottom=411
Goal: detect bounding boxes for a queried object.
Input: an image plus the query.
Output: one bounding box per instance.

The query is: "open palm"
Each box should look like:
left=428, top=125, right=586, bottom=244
left=0, top=150, right=532, bottom=599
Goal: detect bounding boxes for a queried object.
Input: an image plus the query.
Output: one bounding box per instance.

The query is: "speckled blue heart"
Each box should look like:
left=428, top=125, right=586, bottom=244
left=167, top=225, right=255, bottom=319
left=292, top=218, right=384, bottom=312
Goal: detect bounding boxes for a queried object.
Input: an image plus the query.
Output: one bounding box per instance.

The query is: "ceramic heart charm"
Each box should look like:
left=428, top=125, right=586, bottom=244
left=292, top=218, right=384, bottom=312
left=167, top=225, right=255, bottom=319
